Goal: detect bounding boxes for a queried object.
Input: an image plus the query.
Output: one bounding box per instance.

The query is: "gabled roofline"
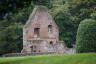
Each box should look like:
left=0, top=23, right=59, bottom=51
left=23, top=5, right=59, bottom=32
left=23, top=6, right=38, bottom=28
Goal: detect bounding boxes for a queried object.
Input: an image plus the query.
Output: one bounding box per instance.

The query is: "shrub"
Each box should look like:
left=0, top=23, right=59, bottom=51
left=76, top=19, right=96, bottom=53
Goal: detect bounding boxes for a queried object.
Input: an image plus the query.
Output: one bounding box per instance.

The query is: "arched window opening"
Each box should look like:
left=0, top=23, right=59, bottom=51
left=48, top=25, right=52, bottom=34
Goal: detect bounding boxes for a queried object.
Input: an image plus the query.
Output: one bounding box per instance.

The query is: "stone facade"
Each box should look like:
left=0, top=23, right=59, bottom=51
left=21, top=6, right=64, bottom=54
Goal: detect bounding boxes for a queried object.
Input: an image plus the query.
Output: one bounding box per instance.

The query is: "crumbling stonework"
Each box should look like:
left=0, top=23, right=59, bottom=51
left=21, top=6, right=64, bottom=54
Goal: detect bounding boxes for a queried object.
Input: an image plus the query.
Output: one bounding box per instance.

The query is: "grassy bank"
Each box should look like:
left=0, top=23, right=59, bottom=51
left=0, top=53, right=96, bottom=64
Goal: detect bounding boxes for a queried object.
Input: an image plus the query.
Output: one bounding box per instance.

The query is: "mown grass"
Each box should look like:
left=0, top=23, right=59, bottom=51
left=0, top=53, right=96, bottom=64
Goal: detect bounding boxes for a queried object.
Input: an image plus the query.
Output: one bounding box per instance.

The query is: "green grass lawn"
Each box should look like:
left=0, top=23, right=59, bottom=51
left=0, top=53, right=96, bottom=64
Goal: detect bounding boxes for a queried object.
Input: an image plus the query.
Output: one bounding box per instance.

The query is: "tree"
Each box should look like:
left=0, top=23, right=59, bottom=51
left=76, top=19, right=96, bottom=53
left=0, top=22, right=23, bottom=55
left=50, top=4, right=75, bottom=47
left=0, top=0, right=32, bottom=19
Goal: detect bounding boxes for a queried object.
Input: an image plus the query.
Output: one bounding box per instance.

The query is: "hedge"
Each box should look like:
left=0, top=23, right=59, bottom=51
left=76, top=19, right=96, bottom=53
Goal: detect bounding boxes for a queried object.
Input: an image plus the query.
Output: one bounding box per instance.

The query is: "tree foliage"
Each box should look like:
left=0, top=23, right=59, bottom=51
left=76, top=19, right=96, bottom=53
left=0, top=3, right=34, bottom=55
left=50, top=5, right=75, bottom=47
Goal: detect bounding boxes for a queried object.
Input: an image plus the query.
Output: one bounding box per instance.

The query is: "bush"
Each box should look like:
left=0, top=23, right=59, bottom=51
left=76, top=19, right=96, bottom=53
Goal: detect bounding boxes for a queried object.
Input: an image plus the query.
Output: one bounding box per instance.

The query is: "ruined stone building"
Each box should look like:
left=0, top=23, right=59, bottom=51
left=21, top=6, right=64, bottom=54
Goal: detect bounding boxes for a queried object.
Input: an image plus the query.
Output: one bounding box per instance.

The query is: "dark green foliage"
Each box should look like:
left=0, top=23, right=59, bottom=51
left=50, top=6, right=75, bottom=47
left=0, top=0, right=52, bottom=19
left=32, top=0, right=51, bottom=8
left=76, top=19, right=96, bottom=53
left=0, top=4, right=34, bottom=55
left=69, top=0, right=96, bottom=31
left=0, top=0, right=32, bottom=19
left=0, top=22, right=23, bottom=55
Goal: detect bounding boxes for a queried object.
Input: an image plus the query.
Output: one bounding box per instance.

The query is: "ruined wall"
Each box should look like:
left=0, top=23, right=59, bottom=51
left=22, top=6, right=61, bottom=53
left=24, top=6, right=59, bottom=40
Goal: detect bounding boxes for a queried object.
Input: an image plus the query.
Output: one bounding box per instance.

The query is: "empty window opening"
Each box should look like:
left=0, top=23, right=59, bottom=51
left=50, top=41, right=53, bottom=45
left=34, top=28, right=40, bottom=37
left=33, top=50, right=36, bottom=52
left=30, top=46, right=33, bottom=51
left=34, top=45, right=36, bottom=48
left=48, top=25, right=52, bottom=34
left=30, top=46, right=33, bottom=48
left=39, top=50, right=40, bottom=52
left=30, top=45, right=37, bottom=52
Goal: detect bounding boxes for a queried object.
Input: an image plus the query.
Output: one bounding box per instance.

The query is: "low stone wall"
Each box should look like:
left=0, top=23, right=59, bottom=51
left=1, top=52, right=56, bottom=57
left=1, top=48, right=75, bottom=57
